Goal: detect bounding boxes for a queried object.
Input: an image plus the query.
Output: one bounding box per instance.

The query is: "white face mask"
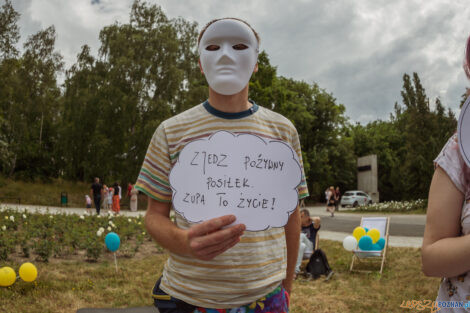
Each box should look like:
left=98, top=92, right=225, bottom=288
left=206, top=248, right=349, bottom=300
left=198, top=19, right=259, bottom=95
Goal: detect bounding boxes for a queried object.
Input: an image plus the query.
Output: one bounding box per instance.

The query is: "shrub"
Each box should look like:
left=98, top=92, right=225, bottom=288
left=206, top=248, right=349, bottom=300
left=35, top=239, right=54, bottom=262
left=86, top=237, right=102, bottom=262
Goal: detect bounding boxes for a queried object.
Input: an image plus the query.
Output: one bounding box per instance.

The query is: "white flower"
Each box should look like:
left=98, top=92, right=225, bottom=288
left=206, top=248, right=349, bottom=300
left=9, top=215, right=14, bottom=222
left=49, top=215, right=53, bottom=219
left=97, top=215, right=101, bottom=218
left=128, top=218, right=132, bottom=222
left=108, top=220, right=113, bottom=225
left=107, top=226, right=112, bottom=231
left=138, top=222, right=141, bottom=225
left=108, top=215, right=113, bottom=219
left=1, top=225, right=5, bottom=231
left=79, top=215, right=85, bottom=220
left=142, top=232, right=145, bottom=235
left=99, top=227, right=105, bottom=232
left=97, top=230, right=103, bottom=236
left=22, top=214, right=27, bottom=219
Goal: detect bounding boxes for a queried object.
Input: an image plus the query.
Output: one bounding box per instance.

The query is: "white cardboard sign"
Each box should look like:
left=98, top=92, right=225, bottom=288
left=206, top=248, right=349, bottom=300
left=459, top=96, right=470, bottom=167
left=169, top=131, right=302, bottom=231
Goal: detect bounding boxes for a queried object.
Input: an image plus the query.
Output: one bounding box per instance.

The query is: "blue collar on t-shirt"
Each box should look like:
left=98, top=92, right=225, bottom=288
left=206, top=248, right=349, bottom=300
left=203, top=99, right=259, bottom=119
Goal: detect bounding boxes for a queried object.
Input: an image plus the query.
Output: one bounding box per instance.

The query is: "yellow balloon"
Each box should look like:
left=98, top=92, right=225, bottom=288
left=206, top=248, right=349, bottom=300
left=352, top=226, right=366, bottom=241
left=0, top=267, right=16, bottom=287
left=367, top=228, right=381, bottom=243
left=19, top=262, right=37, bottom=282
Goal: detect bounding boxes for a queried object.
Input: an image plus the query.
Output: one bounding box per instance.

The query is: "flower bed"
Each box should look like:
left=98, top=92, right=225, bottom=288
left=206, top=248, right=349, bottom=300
left=355, top=199, right=427, bottom=213
left=0, top=208, right=154, bottom=263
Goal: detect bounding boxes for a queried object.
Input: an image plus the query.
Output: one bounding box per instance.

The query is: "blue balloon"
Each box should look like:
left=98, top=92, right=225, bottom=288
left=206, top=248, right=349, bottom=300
left=105, top=232, right=120, bottom=252
left=358, top=235, right=373, bottom=250
left=364, top=227, right=369, bottom=233
left=371, top=243, right=381, bottom=251
left=377, top=238, right=386, bottom=250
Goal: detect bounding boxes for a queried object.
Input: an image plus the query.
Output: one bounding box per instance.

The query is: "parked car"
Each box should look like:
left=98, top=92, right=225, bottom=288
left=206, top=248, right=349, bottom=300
left=340, top=190, right=373, bottom=208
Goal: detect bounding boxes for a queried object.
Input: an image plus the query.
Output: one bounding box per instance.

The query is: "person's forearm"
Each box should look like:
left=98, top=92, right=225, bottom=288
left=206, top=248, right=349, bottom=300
left=283, top=206, right=300, bottom=293
left=422, top=234, right=470, bottom=277
left=145, top=211, right=189, bottom=256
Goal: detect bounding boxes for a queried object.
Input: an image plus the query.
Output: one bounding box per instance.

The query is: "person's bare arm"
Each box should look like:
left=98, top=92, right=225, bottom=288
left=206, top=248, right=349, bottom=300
left=283, top=206, right=300, bottom=294
left=144, top=196, right=246, bottom=260
left=422, top=166, right=469, bottom=277
left=312, top=216, right=321, bottom=229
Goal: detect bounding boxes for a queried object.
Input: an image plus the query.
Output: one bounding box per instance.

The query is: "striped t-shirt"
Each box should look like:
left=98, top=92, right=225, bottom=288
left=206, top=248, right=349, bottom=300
left=135, top=100, right=309, bottom=308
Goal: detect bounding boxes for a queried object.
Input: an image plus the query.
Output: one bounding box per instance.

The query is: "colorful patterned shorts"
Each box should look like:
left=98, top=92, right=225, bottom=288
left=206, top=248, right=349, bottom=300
left=193, top=286, right=289, bottom=313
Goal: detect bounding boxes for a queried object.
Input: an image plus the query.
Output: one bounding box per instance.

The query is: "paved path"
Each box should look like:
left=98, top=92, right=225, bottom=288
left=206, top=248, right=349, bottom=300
left=1, top=203, right=425, bottom=248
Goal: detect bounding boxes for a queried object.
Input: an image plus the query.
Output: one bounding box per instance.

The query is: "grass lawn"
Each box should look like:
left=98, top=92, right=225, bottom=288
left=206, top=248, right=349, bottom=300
left=1, top=239, right=440, bottom=313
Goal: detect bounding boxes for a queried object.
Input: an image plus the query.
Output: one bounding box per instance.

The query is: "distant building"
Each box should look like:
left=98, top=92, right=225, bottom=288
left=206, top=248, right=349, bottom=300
left=357, top=155, right=379, bottom=203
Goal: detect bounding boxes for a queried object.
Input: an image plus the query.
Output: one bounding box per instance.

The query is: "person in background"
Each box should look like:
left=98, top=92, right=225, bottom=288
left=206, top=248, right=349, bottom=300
left=127, top=183, right=133, bottom=198
left=107, top=186, right=114, bottom=215
left=90, top=177, right=103, bottom=215
left=112, top=182, right=120, bottom=215
left=295, top=208, right=321, bottom=275
left=85, top=195, right=92, bottom=215
left=102, top=184, right=109, bottom=213
left=326, top=186, right=335, bottom=217
left=130, top=186, right=138, bottom=212
left=334, top=186, right=341, bottom=212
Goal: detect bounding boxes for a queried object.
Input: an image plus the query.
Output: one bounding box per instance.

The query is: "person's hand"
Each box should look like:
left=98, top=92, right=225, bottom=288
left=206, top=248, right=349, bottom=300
left=282, top=279, right=292, bottom=295
left=185, top=215, right=245, bottom=261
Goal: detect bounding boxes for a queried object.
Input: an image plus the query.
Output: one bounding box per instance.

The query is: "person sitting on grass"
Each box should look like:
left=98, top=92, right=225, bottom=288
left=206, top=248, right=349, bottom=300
left=295, top=208, right=320, bottom=275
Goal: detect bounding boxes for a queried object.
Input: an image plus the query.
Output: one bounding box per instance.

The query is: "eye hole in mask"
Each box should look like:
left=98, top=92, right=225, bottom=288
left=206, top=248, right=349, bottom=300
left=205, top=43, right=249, bottom=51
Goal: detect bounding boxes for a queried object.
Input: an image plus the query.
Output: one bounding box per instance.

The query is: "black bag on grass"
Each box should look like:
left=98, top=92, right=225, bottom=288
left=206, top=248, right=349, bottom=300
left=306, top=249, right=332, bottom=279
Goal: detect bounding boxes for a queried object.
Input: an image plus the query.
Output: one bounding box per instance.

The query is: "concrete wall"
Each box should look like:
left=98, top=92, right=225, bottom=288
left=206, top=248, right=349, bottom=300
left=357, top=155, right=379, bottom=203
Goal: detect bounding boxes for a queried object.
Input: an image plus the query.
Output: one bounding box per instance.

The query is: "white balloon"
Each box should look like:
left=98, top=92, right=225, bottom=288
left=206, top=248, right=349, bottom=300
left=343, top=235, right=357, bottom=251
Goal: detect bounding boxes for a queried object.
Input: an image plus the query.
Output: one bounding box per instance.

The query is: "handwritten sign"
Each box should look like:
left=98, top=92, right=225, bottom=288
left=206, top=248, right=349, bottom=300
left=169, top=131, right=302, bottom=231
left=458, top=96, right=470, bottom=167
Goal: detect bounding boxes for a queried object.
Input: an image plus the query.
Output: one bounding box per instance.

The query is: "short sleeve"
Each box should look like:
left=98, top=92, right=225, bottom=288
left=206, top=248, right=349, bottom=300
left=434, top=134, right=467, bottom=194
left=135, top=123, right=173, bottom=202
left=290, top=126, right=309, bottom=199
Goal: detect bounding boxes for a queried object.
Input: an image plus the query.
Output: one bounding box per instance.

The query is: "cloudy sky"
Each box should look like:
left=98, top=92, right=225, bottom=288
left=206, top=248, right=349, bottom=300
left=9, top=0, right=470, bottom=123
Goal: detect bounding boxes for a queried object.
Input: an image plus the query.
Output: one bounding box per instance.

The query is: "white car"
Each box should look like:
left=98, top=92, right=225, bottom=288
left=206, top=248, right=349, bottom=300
left=340, top=190, right=373, bottom=208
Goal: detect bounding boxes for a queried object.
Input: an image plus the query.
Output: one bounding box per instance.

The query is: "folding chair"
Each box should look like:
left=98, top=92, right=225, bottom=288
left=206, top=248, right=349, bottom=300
left=349, top=216, right=390, bottom=275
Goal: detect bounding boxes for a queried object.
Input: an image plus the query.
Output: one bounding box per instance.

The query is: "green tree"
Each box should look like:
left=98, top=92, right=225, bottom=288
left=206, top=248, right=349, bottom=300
left=60, top=0, right=204, bottom=184
left=250, top=52, right=355, bottom=201
left=8, top=26, right=63, bottom=179
left=0, top=0, right=20, bottom=175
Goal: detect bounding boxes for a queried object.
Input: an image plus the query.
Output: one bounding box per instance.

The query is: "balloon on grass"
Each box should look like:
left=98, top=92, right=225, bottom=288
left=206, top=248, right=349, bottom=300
left=105, top=232, right=120, bottom=252
left=342, top=236, right=357, bottom=251
left=19, top=262, right=37, bottom=282
left=0, top=267, right=16, bottom=287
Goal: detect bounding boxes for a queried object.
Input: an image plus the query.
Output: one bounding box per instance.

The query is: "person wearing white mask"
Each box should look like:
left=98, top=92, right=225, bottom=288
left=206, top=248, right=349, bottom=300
left=136, top=18, right=308, bottom=313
